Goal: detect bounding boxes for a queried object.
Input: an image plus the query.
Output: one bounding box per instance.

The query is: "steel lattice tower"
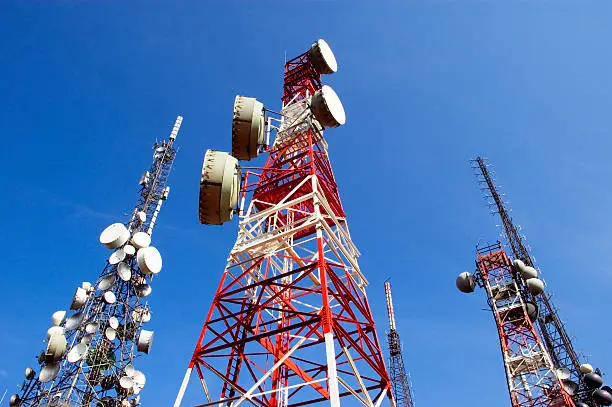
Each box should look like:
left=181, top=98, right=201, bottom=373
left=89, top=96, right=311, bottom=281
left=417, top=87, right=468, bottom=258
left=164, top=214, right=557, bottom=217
left=384, top=282, right=414, bottom=407
left=472, top=157, right=585, bottom=400
left=473, top=243, right=575, bottom=407
left=11, top=116, right=182, bottom=407
left=173, top=40, right=393, bottom=407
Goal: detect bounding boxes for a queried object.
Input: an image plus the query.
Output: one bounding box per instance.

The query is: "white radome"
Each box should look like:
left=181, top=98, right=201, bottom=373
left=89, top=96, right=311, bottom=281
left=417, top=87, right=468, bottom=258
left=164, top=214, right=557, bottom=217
left=311, top=85, right=346, bottom=128
left=137, top=246, right=162, bottom=275
left=581, top=363, right=594, bottom=374
left=46, top=326, right=64, bottom=340
left=51, top=310, right=66, bottom=326
left=131, top=232, right=151, bottom=249
left=309, top=39, right=338, bottom=74
left=99, top=223, right=130, bottom=249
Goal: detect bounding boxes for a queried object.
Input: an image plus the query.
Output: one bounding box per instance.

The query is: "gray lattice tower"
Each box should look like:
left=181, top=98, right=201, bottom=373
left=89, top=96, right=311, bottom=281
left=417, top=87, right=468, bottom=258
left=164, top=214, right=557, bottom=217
left=472, top=156, right=585, bottom=401
left=384, top=282, right=415, bottom=407
left=10, top=116, right=182, bottom=407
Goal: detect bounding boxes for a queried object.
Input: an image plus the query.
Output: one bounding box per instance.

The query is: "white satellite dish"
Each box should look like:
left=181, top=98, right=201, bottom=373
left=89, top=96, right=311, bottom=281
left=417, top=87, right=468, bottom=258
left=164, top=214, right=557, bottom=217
left=81, top=281, right=94, bottom=292
left=132, top=307, right=151, bottom=323
left=198, top=150, right=241, bottom=225
left=123, top=244, right=136, bottom=256
left=137, top=246, right=162, bottom=275
left=137, top=211, right=147, bottom=223
left=25, top=367, right=36, bottom=380
left=137, top=330, right=154, bottom=354
left=67, top=343, right=88, bottom=363
left=65, top=312, right=85, bottom=331
left=119, top=376, right=134, bottom=394
left=581, top=363, right=595, bottom=374
left=81, top=333, right=94, bottom=345
left=309, top=39, right=338, bottom=74
left=311, top=85, right=346, bottom=128
left=98, top=275, right=116, bottom=291
left=117, top=262, right=132, bottom=281
left=46, top=333, right=67, bottom=362
left=133, top=370, right=146, bottom=388
left=70, top=287, right=88, bottom=310
left=131, top=232, right=151, bottom=249
left=105, top=327, right=117, bottom=341
left=555, top=367, right=571, bottom=380
left=108, top=316, right=119, bottom=329
left=39, top=362, right=60, bottom=383
left=135, top=284, right=152, bottom=298
left=231, top=95, right=265, bottom=161
left=99, top=223, right=130, bottom=249
left=103, top=291, right=116, bottom=304
left=51, top=310, right=66, bottom=326
left=85, top=323, right=99, bottom=334
left=46, top=326, right=64, bottom=340
left=526, top=278, right=545, bottom=295
left=109, top=248, right=126, bottom=265
left=125, top=364, right=135, bottom=377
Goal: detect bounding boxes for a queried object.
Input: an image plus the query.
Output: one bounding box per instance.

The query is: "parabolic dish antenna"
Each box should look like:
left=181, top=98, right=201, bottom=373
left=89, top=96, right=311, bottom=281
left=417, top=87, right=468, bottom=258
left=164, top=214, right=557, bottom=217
left=132, top=307, right=151, bottom=323
left=562, top=379, right=579, bottom=396
left=67, top=343, right=88, bottom=363
left=103, top=291, right=116, bottom=304
left=581, top=363, right=594, bottom=374
left=98, top=275, right=116, bottom=291
left=51, top=310, right=66, bottom=326
left=25, top=367, right=36, bottom=380
left=120, top=376, right=134, bottom=391
left=70, top=287, right=88, bottom=310
left=125, top=364, right=135, bottom=377
left=105, top=327, right=117, bottom=341
left=117, top=262, right=132, bottom=282
left=39, top=363, right=60, bottom=383
left=137, top=330, right=154, bottom=354
left=123, top=244, right=136, bottom=256
left=109, top=248, right=126, bottom=265
left=65, top=312, right=85, bottom=331
left=526, top=278, right=544, bottom=295
left=81, top=281, right=93, bottom=292
left=99, top=223, right=130, bottom=249
left=46, top=333, right=67, bottom=362
left=135, top=284, right=152, bottom=298
left=309, top=39, right=338, bottom=75
left=137, top=211, right=147, bottom=223
left=456, top=272, right=475, bottom=293
left=131, top=232, right=151, bottom=249
left=555, top=368, right=571, bottom=380
left=231, top=95, right=265, bottom=161
left=137, top=246, right=162, bottom=275
left=311, top=85, right=346, bottom=128
left=85, top=323, right=99, bottom=334
left=46, top=326, right=64, bottom=340
left=198, top=150, right=241, bottom=225
left=81, top=333, right=94, bottom=345
left=108, top=316, right=119, bottom=329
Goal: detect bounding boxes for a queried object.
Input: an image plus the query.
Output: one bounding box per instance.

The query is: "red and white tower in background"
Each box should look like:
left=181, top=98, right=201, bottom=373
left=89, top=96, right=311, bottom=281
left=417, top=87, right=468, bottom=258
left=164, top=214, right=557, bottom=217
left=173, top=39, right=393, bottom=407
left=457, top=243, right=575, bottom=407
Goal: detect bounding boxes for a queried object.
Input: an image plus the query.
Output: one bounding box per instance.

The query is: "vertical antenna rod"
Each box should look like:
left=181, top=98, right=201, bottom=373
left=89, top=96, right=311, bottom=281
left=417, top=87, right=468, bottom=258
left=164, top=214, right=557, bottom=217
left=385, top=282, right=415, bottom=407
left=473, top=156, right=583, bottom=397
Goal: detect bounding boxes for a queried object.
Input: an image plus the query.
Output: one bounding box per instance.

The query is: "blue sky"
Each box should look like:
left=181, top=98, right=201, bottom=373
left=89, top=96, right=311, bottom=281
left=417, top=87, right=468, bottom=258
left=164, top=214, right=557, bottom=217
left=2, top=1, right=612, bottom=406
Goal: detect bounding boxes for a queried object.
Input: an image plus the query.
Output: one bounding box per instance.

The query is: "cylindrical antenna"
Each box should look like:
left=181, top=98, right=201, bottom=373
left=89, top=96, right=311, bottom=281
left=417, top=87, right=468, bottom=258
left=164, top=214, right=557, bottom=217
left=385, top=281, right=396, bottom=331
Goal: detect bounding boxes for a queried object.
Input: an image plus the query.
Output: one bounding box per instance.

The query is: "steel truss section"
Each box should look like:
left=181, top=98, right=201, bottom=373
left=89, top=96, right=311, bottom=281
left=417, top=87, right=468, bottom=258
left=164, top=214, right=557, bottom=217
left=473, top=157, right=584, bottom=399
left=174, top=45, right=391, bottom=407
left=476, top=244, right=574, bottom=407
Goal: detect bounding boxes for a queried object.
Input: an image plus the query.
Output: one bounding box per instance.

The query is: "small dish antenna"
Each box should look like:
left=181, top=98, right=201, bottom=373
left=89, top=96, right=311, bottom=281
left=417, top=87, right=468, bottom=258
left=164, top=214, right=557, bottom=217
left=198, top=150, right=241, bottom=225
left=98, top=275, right=116, bottom=291
left=70, top=287, right=88, bottom=310
left=99, top=223, right=130, bottom=249
left=117, top=262, right=132, bottom=282
left=137, top=246, right=162, bottom=275
left=135, top=284, right=152, bottom=298
left=46, top=326, right=64, bottom=340
left=309, top=39, right=338, bottom=75
left=39, top=362, right=60, bottom=383
left=65, top=312, right=85, bottom=331
left=103, top=291, right=116, bottom=304
left=105, top=327, right=117, bottom=341
left=108, top=316, right=119, bottom=329
left=67, top=343, right=88, bottom=363
left=123, top=244, right=136, bottom=256
left=131, top=232, right=151, bottom=249
left=311, top=85, right=346, bottom=128
left=109, top=248, right=126, bottom=265
left=137, top=330, right=154, bottom=354
left=231, top=96, right=265, bottom=160
left=51, top=310, right=66, bottom=326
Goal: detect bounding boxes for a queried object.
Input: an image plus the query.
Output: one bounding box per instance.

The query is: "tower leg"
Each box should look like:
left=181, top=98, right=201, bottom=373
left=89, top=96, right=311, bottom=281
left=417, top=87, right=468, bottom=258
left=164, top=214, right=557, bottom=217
left=325, top=332, right=341, bottom=407
left=174, top=367, right=193, bottom=407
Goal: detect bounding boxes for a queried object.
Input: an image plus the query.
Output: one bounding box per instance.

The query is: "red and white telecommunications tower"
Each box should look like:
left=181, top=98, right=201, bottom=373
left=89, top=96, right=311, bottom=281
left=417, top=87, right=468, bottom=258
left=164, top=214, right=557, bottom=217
left=457, top=243, right=575, bottom=407
left=173, top=39, right=392, bottom=407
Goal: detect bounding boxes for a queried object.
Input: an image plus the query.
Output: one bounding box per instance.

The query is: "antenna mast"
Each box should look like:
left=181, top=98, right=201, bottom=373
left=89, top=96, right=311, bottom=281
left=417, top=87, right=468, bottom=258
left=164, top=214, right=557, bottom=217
left=385, top=282, right=415, bottom=407
left=10, top=116, right=182, bottom=407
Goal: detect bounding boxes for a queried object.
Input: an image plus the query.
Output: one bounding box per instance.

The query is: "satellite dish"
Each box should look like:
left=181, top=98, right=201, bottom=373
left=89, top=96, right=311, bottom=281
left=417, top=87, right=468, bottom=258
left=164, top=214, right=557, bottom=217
left=103, top=291, right=116, bottom=304
left=119, top=376, right=134, bottom=393
left=47, top=326, right=64, bottom=340
left=123, top=244, right=136, bottom=256
left=109, top=248, right=126, bottom=265
left=100, top=223, right=130, bottom=249
left=132, top=370, right=146, bottom=394
left=67, top=343, right=88, bottom=363
left=25, top=367, right=36, bottom=380
left=309, top=39, right=338, bottom=74
left=117, top=262, right=132, bottom=282
left=556, top=368, right=572, bottom=380
left=135, top=284, right=152, bottom=298
left=46, top=333, right=67, bottom=362
left=198, top=150, right=241, bottom=225
left=231, top=95, right=265, bottom=161
left=81, top=333, right=94, bottom=345
left=525, top=301, right=539, bottom=321
left=105, top=327, right=117, bottom=341
left=137, top=330, right=154, bottom=354
left=108, top=316, right=119, bottom=329
left=65, top=312, right=85, bottom=331
left=526, top=278, right=544, bottom=295
left=581, top=363, right=594, bottom=374
left=562, top=379, right=579, bottom=396
left=575, top=402, right=590, bottom=407
left=137, top=246, right=162, bottom=275
left=311, top=85, right=346, bottom=128
left=593, top=388, right=612, bottom=406
left=456, top=272, right=476, bottom=293
left=585, top=372, right=604, bottom=389
left=125, top=364, right=135, bottom=377
left=39, top=362, right=60, bottom=382
left=131, top=232, right=151, bottom=249
left=99, top=275, right=116, bottom=291
left=82, top=281, right=94, bottom=292
left=85, top=323, right=99, bottom=334
left=137, top=211, right=147, bottom=223
left=132, top=307, right=151, bottom=323
left=51, top=310, right=66, bottom=326
left=9, top=394, right=20, bottom=406
left=70, top=287, right=88, bottom=310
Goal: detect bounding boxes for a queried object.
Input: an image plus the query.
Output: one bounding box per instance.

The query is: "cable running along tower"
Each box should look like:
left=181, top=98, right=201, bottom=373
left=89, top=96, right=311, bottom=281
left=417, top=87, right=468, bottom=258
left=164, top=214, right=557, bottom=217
left=384, top=282, right=414, bottom=407
left=173, top=39, right=393, bottom=407
left=11, top=116, right=182, bottom=407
